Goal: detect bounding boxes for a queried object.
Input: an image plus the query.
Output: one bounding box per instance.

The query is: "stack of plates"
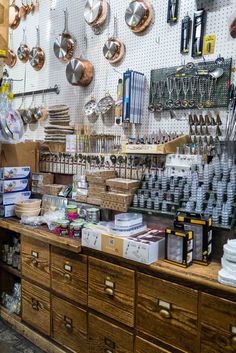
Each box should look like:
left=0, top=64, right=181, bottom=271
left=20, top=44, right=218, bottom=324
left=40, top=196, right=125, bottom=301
left=45, top=105, right=74, bottom=143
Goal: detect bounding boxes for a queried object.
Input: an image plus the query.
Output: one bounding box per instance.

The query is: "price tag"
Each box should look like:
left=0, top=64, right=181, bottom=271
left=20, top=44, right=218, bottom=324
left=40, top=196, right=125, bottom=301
left=64, top=264, right=72, bottom=272
left=32, top=251, right=38, bottom=258
left=158, top=300, right=171, bottom=310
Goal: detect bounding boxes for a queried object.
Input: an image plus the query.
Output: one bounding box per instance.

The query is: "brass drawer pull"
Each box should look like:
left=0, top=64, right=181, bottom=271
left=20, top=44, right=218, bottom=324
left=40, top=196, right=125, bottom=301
left=104, top=287, right=114, bottom=296
left=64, top=322, right=73, bottom=331
left=31, top=258, right=38, bottom=266
left=104, top=350, right=113, bottom=353
left=31, top=299, right=39, bottom=311
left=159, top=309, right=171, bottom=319
left=64, top=273, right=71, bottom=281
left=232, top=336, right=236, bottom=344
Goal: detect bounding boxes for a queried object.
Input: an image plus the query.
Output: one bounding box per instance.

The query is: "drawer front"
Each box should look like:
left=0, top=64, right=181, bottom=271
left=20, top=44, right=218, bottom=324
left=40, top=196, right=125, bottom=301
left=201, top=324, right=236, bottom=353
left=52, top=295, right=88, bottom=353
left=22, top=235, right=50, bottom=288
left=137, top=273, right=198, bottom=353
left=135, top=337, right=173, bottom=353
left=88, top=257, right=135, bottom=327
left=88, top=313, right=134, bottom=353
left=22, top=279, right=50, bottom=336
left=200, top=293, right=236, bottom=353
left=51, top=247, right=87, bottom=305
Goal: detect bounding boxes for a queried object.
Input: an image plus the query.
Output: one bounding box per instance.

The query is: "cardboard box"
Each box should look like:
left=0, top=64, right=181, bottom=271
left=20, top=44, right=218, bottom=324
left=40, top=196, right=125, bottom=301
left=101, top=200, right=129, bottom=212
left=0, top=166, right=30, bottom=180
left=0, top=205, right=15, bottom=218
left=86, top=170, right=117, bottom=178
left=32, top=173, right=54, bottom=185
left=124, top=230, right=165, bottom=264
left=0, top=142, right=40, bottom=172
left=106, top=178, right=140, bottom=190
left=0, top=179, right=29, bottom=194
left=0, top=191, right=31, bottom=206
left=87, top=197, right=101, bottom=206
left=82, top=227, right=103, bottom=250
left=102, top=192, right=133, bottom=205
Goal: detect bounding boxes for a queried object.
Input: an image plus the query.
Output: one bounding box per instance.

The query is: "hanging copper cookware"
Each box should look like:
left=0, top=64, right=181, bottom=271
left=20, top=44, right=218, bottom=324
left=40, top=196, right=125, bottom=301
left=17, top=29, right=30, bottom=63
left=125, top=0, right=153, bottom=33
left=84, top=0, right=108, bottom=29
left=103, top=17, right=125, bottom=64
left=19, top=1, right=27, bottom=18
left=9, top=1, right=20, bottom=30
left=66, top=57, right=94, bottom=87
left=53, top=9, right=75, bottom=63
left=4, top=32, right=17, bottom=68
left=29, top=27, right=45, bottom=71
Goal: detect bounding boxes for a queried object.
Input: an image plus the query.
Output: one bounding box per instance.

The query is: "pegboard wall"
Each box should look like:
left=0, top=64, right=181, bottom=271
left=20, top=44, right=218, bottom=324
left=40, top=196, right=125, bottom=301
left=5, top=0, right=236, bottom=142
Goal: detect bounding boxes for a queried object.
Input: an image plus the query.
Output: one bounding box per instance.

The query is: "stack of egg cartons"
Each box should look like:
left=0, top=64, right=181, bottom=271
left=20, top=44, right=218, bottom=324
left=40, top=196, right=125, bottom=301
left=218, top=240, right=236, bottom=288
left=0, top=167, right=31, bottom=217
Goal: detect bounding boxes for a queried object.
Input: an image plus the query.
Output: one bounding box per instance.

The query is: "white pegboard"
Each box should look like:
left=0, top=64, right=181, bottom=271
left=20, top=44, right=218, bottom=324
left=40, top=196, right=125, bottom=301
left=5, top=0, right=236, bottom=141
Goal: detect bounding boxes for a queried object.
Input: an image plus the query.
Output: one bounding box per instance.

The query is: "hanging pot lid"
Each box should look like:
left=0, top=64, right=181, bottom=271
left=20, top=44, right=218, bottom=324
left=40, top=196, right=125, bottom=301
left=125, top=0, right=153, bottom=33
left=84, top=0, right=103, bottom=25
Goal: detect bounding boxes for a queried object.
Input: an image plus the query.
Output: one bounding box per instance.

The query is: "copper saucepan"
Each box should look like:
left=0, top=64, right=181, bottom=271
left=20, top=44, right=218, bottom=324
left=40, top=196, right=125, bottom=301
left=125, top=0, right=153, bottom=33
left=84, top=0, right=108, bottom=29
left=17, top=29, right=30, bottom=63
left=4, top=31, right=17, bottom=68
left=53, top=9, right=75, bottom=63
left=29, top=27, right=45, bottom=71
left=9, top=1, right=20, bottom=30
left=103, top=17, right=125, bottom=64
left=66, top=57, right=94, bottom=87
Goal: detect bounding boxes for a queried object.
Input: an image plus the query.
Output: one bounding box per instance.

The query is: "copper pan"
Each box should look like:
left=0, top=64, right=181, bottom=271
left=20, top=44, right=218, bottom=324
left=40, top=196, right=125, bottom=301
left=17, top=29, right=30, bottom=63
left=4, top=49, right=17, bottom=68
left=66, top=57, right=94, bottom=87
left=84, top=0, right=108, bottom=29
left=9, top=1, right=20, bottom=30
left=29, top=27, right=45, bottom=71
left=125, top=0, right=153, bottom=33
left=19, top=1, right=27, bottom=18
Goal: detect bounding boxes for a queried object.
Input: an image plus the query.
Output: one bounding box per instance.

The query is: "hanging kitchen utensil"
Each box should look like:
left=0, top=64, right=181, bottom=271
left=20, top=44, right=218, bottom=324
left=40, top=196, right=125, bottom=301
left=17, top=28, right=30, bottom=63
left=22, top=92, right=34, bottom=124
left=97, top=93, right=115, bottom=115
left=29, top=26, right=45, bottom=71
left=192, top=9, right=205, bottom=58
left=9, top=0, right=20, bottom=30
left=84, top=0, right=108, bottom=32
left=103, top=16, right=125, bottom=64
left=66, top=35, right=94, bottom=87
left=83, top=97, right=99, bottom=119
left=125, top=0, right=153, bottom=33
left=167, top=0, right=179, bottom=24
left=19, top=0, right=27, bottom=18
left=32, top=95, right=43, bottom=121
left=181, top=14, right=191, bottom=54
left=4, top=31, right=17, bottom=68
left=39, top=90, right=49, bottom=121
left=53, top=9, right=75, bottom=63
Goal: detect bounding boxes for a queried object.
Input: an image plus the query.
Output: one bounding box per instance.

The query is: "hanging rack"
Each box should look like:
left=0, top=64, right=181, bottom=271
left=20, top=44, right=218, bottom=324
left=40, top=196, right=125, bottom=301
left=14, top=84, right=60, bottom=98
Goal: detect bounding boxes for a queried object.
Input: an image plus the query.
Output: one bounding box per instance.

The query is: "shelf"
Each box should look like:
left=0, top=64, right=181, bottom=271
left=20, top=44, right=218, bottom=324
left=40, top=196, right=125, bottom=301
left=129, top=207, right=175, bottom=218
left=0, top=305, right=21, bottom=323
left=0, top=261, right=21, bottom=278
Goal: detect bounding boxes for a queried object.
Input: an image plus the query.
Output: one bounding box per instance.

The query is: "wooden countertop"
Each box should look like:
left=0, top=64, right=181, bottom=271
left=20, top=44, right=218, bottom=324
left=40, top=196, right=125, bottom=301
left=0, top=218, right=235, bottom=298
left=0, top=218, right=81, bottom=253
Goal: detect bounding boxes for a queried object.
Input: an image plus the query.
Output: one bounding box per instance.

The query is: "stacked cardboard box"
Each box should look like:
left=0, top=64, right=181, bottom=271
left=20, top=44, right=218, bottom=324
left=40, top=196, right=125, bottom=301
left=101, top=178, right=140, bottom=212
left=32, top=173, right=54, bottom=194
left=86, top=170, right=117, bottom=206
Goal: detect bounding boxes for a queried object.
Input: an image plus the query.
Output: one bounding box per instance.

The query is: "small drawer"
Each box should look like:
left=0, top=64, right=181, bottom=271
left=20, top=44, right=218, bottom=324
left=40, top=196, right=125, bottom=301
left=88, top=313, right=134, bottom=353
left=135, top=336, right=180, bottom=353
left=137, top=273, right=198, bottom=353
left=200, top=293, right=236, bottom=353
left=52, top=295, right=88, bottom=353
left=88, top=257, right=135, bottom=327
left=22, top=235, right=50, bottom=288
left=22, top=279, right=50, bottom=336
left=51, top=247, right=87, bottom=305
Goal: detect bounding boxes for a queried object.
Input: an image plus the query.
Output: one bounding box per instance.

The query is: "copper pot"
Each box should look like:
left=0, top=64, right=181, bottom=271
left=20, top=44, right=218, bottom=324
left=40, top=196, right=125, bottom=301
left=4, top=49, right=17, bottom=68
left=9, top=1, right=20, bottom=30
left=29, top=27, right=45, bottom=71
left=84, top=0, right=108, bottom=29
left=103, top=37, right=125, bottom=64
left=125, top=0, right=153, bottom=33
left=66, top=57, right=94, bottom=87
left=17, top=29, right=30, bottom=63
left=19, top=1, right=27, bottom=18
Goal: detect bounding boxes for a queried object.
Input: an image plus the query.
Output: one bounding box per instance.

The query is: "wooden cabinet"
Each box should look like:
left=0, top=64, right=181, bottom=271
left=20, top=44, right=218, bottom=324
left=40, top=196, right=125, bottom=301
left=51, top=247, right=87, bottom=305
left=200, top=293, right=236, bottom=353
left=22, top=235, right=50, bottom=288
left=88, top=257, right=135, bottom=327
left=22, top=279, right=50, bottom=336
left=137, top=273, right=198, bottom=353
left=88, top=313, right=134, bottom=353
left=52, top=295, right=88, bottom=353
left=135, top=337, right=180, bottom=353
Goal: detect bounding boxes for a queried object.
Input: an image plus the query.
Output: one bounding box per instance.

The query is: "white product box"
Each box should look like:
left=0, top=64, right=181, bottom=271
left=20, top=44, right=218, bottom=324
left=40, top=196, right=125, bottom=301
left=0, top=205, right=15, bottom=218
left=0, top=179, right=29, bottom=194
left=0, top=191, right=31, bottom=206
left=82, top=227, right=103, bottom=251
left=123, top=230, right=165, bottom=264
left=0, top=166, right=30, bottom=180
left=66, top=135, right=77, bottom=153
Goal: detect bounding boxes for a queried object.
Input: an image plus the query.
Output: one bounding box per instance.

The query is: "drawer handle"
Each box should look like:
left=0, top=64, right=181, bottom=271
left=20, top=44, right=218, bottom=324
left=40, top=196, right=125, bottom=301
left=65, top=322, right=73, bottom=332
left=104, top=350, right=113, bottom=353
left=32, top=258, right=38, bottom=266
left=104, top=287, right=114, bottom=296
left=159, top=309, right=171, bottom=319
left=232, top=336, right=236, bottom=345
left=31, top=299, right=39, bottom=311
left=64, top=273, right=71, bottom=281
